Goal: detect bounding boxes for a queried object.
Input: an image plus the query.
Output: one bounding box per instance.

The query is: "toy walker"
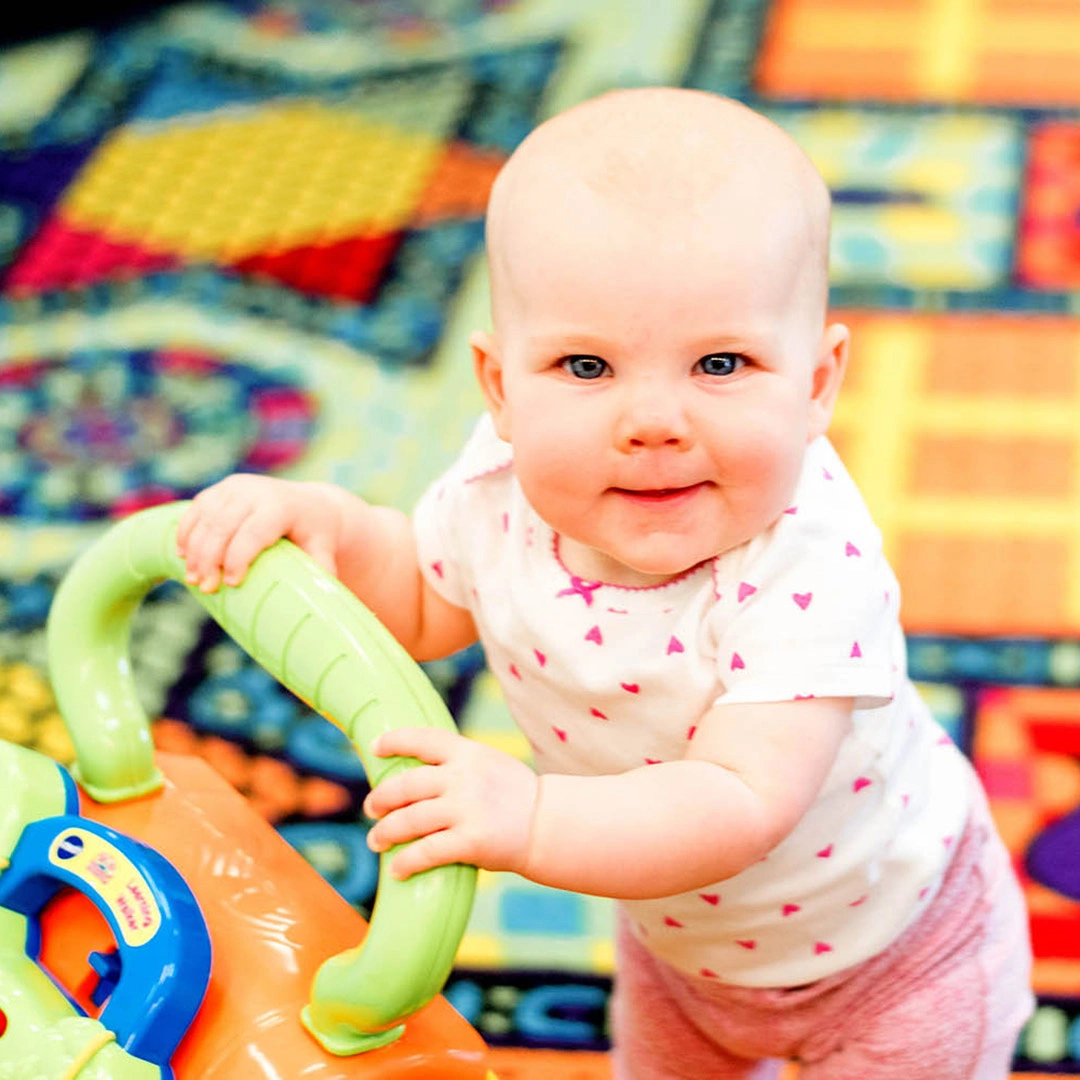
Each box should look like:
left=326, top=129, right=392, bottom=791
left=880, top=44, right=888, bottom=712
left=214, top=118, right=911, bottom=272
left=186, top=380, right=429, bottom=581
left=0, top=502, right=493, bottom=1078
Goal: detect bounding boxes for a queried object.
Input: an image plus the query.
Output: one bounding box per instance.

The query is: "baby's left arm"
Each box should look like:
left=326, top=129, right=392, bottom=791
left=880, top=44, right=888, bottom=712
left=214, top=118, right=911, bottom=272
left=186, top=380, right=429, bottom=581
left=364, top=697, right=852, bottom=899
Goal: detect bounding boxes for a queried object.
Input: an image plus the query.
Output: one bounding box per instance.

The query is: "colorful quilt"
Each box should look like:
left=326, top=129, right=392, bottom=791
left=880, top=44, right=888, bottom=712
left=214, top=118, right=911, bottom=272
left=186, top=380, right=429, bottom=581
left=3, top=0, right=1080, bottom=1075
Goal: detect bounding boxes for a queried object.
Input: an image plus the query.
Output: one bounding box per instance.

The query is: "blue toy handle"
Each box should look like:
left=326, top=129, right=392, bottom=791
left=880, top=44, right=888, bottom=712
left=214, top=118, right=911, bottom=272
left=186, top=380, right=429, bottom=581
left=0, top=814, right=212, bottom=1070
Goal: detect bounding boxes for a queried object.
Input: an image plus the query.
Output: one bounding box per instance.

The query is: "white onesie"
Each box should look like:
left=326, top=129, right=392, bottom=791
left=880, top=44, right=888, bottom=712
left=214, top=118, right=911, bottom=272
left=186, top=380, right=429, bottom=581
left=413, top=413, right=974, bottom=987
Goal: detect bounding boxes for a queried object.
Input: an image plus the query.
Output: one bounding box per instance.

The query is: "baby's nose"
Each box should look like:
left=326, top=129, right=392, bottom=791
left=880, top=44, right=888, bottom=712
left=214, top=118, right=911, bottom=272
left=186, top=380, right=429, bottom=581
left=615, top=391, right=692, bottom=450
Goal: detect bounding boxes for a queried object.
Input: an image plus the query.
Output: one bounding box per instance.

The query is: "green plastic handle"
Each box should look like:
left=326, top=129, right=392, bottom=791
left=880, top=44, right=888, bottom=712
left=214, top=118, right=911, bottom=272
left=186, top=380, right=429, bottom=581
left=45, top=501, right=477, bottom=1055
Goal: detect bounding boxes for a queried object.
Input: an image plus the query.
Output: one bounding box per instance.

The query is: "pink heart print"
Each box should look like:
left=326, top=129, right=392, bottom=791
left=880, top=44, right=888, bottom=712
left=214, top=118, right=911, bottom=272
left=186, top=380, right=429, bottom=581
left=738, top=581, right=757, bottom=602
left=585, top=625, right=603, bottom=645
left=730, top=652, right=745, bottom=671
left=699, top=893, right=720, bottom=906
left=667, top=636, right=684, bottom=655
left=792, top=592, right=812, bottom=610
left=782, top=903, right=801, bottom=917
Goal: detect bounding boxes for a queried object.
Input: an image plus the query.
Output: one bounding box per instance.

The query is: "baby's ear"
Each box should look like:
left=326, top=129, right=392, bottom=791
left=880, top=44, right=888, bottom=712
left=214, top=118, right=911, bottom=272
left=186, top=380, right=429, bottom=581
left=807, top=322, right=849, bottom=442
left=471, top=330, right=512, bottom=441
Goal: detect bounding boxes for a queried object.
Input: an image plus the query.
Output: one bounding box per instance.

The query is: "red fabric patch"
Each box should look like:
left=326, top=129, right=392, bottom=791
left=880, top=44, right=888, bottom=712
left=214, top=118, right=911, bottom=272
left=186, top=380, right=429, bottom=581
left=6, top=216, right=180, bottom=293
left=233, top=231, right=404, bottom=302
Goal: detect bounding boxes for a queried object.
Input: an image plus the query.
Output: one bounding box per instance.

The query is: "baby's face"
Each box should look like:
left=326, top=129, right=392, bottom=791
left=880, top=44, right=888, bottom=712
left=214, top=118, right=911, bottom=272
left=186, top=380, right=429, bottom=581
left=477, top=185, right=844, bottom=587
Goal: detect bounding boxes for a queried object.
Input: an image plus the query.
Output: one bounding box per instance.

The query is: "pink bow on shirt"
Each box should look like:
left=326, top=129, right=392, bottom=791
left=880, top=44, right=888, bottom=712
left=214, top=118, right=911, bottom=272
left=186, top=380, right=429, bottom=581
left=557, top=576, right=603, bottom=606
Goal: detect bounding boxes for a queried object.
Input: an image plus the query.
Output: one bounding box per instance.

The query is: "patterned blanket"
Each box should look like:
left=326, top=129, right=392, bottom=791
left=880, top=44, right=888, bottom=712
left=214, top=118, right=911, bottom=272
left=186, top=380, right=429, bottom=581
left=2, top=0, right=1079, bottom=1073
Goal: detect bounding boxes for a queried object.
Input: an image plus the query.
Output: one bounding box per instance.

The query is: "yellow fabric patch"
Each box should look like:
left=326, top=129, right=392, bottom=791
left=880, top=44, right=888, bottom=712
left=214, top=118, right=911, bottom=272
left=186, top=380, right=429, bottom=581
left=62, top=102, right=442, bottom=260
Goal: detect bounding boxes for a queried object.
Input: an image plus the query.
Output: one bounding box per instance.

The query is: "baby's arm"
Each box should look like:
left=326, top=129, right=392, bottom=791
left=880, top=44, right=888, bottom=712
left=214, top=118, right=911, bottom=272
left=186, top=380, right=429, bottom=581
left=327, top=493, right=478, bottom=661
left=177, top=476, right=477, bottom=662
left=363, top=696, right=852, bottom=894
left=521, top=696, right=853, bottom=898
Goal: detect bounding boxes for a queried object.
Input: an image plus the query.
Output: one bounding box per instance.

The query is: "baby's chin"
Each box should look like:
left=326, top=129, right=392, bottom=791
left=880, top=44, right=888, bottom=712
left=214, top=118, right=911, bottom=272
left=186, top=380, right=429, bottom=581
left=554, top=520, right=737, bottom=586
left=588, top=545, right=719, bottom=587
left=600, top=523, right=772, bottom=584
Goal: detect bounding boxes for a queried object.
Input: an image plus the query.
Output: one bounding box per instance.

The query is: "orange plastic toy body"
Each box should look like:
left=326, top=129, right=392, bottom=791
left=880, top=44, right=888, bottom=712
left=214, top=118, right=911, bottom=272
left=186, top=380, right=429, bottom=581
left=39, top=752, right=491, bottom=1079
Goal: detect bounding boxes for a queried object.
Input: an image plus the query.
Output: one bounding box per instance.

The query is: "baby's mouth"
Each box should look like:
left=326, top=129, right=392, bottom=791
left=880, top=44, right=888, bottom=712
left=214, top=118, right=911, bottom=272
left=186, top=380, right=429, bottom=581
left=612, top=483, right=707, bottom=505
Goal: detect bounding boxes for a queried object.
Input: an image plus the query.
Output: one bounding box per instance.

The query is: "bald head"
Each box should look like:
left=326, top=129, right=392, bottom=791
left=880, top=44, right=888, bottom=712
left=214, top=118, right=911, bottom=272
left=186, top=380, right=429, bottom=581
left=486, top=88, right=832, bottom=333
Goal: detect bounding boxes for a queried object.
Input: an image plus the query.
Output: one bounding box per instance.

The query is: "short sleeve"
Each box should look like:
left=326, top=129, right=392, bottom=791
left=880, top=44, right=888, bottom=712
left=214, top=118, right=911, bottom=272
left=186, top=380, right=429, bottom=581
left=412, top=412, right=512, bottom=610
left=708, top=447, right=899, bottom=710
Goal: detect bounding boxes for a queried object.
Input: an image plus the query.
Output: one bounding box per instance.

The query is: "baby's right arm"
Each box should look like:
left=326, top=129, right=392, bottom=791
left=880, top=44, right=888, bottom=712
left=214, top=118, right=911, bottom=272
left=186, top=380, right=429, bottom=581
left=176, top=475, right=477, bottom=662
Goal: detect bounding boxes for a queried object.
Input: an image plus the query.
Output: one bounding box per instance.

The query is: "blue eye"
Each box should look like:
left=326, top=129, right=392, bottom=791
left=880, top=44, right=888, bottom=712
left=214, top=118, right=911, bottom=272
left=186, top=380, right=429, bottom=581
left=697, top=353, right=745, bottom=377
left=561, top=355, right=609, bottom=379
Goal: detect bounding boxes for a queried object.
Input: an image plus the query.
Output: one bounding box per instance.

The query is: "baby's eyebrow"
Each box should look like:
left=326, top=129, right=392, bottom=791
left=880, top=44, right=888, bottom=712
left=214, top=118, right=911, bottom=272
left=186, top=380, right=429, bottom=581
left=686, top=333, right=772, bottom=355
left=526, top=332, right=611, bottom=353
left=524, top=328, right=779, bottom=357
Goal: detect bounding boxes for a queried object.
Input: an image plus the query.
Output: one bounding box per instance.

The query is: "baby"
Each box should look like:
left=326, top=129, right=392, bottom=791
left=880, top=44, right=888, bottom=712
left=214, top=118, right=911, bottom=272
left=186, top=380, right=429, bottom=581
left=177, top=88, right=1034, bottom=1078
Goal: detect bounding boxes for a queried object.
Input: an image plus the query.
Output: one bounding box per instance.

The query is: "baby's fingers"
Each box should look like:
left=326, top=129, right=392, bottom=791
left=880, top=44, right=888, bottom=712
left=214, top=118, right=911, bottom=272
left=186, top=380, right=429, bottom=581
left=176, top=483, right=250, bottom=563
left=175, top=502, right=199, bottom=554
left=181, top=498, right=259, bottom=591
left=218, top=509, right=294, bottom=586
left=182, top=517, right=244, bottom=592
left=367, top=797, right=450, bottom=854
left=363, top=763, right=443, bottom=819
left=385, top=829, right=465, bottom=880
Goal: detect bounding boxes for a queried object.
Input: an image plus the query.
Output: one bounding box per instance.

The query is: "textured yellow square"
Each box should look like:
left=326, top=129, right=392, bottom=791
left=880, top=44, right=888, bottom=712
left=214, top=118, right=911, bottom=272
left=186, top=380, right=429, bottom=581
left=61, top=103, right=443, bottom=260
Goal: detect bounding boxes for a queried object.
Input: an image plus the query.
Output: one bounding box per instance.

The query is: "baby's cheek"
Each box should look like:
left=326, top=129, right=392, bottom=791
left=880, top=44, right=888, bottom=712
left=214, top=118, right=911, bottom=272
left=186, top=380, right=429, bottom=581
left=719, top=416, right=805, bottom=513
left=518, top=413, right=594, bottom=483
left=512, top=432, right=596, bottom=527
left=521, top=461, right=588, bottom=526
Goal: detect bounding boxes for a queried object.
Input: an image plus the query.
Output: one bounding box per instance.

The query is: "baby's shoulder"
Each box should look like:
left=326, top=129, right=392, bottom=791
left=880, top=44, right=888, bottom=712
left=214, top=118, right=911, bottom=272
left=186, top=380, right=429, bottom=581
left=433, top=413, right=514, bottom=504
left=450, top=412, right=514, bottom=487
left=712, top=437, right=889, bottom=601
left=785, top=436, right=883, bottom=551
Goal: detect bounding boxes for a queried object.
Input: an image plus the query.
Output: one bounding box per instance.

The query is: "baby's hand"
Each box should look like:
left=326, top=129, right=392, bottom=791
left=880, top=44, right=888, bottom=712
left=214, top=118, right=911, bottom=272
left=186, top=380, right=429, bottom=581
left=364, top=728, right=539, bottom=880
left=176, top=474, right=341, bottom=593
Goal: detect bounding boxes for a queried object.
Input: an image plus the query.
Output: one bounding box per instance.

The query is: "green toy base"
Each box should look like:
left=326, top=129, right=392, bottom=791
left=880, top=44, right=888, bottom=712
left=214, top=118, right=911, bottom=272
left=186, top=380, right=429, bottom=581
left=300, top=1007, right=405, bottom=1055
left=72, top=765, right=165, bottom=805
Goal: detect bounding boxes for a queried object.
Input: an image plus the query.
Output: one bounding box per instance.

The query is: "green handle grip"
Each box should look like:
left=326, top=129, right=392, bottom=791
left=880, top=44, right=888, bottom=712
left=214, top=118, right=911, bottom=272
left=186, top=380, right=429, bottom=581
left=45, top=501, right=477, bottom=1055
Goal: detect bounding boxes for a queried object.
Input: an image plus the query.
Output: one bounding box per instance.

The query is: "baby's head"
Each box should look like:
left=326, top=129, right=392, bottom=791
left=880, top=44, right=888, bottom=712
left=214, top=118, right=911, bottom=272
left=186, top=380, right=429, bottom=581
left=471, top=88, right=849, bottom=586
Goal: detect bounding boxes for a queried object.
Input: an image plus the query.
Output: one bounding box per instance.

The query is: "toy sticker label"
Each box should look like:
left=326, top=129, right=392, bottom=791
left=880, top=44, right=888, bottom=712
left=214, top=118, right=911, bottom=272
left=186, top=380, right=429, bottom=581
left=49, top=828, right=161, bottom=947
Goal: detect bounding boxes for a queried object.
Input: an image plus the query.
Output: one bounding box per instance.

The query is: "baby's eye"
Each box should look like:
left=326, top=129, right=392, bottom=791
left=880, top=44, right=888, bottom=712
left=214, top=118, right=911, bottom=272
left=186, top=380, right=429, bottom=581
left=696, top=353, right=746, bottom=377
left=560, top=355, right=610, bottom=380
